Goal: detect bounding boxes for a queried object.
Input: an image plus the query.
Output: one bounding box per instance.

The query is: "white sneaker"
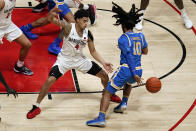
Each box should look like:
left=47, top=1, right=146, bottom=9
left=182, top=16, right=193, bottom=29
left=135, top=20, right=143, bottom=31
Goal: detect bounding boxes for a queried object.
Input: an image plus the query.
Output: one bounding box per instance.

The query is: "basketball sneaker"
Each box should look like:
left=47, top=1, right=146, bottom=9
left=27, top=105, right=41, bottom=119
left=20, top=25, right=38, bottom=40
left=87, top=4, right=97, bottom=25
left=32, top=2, right=48, bottom=13
left=48, top=41, right=61, bottom=55
left=135, top=20, right=143, bottom=31
left=14, top=64, right=33, bottom=76
left=113, top=102, right=127, bottom=113
left=110, top=94, right=121, bottom=103
left=86, top=116, right=106, bottom=127
left=181, top=15, right=193, bottom=29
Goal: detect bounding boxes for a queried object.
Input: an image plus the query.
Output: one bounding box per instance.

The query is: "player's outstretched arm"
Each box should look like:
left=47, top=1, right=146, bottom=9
left=87, top=31, right=113, bottom=73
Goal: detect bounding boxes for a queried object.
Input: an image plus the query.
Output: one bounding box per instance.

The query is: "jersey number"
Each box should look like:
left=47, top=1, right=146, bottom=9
left=133, top=41, right=141, bottom=55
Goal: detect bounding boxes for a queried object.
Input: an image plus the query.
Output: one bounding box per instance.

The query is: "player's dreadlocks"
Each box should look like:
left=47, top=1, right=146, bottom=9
left=112, top=2, right=143, bottom=30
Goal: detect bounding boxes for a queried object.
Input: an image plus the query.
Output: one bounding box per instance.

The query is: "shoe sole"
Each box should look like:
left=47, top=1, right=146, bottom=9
left=14, top=68, right=34, bottom=76
left=87, top=123, right=106, bottom=127
left=114, top=106, right=127, bottom=113
left=32, top=8, right=44, bottom=13
left=27, top=111, right=41, bottom=119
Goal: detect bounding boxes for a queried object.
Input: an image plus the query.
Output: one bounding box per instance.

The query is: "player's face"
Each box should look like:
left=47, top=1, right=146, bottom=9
left=77, top=17, right=89, bottom=30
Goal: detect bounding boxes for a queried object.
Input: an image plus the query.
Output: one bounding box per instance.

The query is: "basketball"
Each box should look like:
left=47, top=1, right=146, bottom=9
left=146, top=77, right=162, bottom=93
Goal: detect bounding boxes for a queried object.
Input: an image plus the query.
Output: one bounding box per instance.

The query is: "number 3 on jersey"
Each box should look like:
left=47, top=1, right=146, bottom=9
left=133, top=41, right=141, bottom=55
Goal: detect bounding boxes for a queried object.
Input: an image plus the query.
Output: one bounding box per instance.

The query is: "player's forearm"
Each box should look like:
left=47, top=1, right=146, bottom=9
left=90, top=51, right=106, bottom=65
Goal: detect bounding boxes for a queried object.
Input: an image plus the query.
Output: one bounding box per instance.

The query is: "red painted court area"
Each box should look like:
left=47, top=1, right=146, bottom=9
left=0, top=8, right=76, bottom=93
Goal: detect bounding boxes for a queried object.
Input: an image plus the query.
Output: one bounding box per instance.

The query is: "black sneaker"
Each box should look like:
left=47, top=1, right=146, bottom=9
left=32, top=2, right=48, bottom=13
left=87, top=4, right=97, bottom=25
left=14, top=64, right=33, bottom=76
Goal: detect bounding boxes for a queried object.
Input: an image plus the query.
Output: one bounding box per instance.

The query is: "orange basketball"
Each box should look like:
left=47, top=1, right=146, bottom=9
left=146, top=77, right=162, bottom=93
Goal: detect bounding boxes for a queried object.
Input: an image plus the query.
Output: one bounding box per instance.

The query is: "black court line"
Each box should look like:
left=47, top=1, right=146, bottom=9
left=71, top=69, right=80, bottom=92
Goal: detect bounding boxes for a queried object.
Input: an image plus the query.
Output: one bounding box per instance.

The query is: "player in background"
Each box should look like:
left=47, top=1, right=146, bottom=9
left=135, top=0, right=193, bottom=30
left=0, top=0, right=33, bottom=76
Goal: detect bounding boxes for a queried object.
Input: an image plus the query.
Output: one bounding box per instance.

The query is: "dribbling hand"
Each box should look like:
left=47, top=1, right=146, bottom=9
left=103, top=62, right=113, bottom=73
left=134, top=75, right=143, bottom=86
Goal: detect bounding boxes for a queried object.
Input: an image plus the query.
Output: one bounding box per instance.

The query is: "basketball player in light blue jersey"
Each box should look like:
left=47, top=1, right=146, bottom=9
left=86, top=2, right=148, bottom=127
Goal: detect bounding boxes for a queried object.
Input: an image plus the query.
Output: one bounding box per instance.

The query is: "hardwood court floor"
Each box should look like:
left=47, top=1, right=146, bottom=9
left=0, top=0, right=196, bottom=131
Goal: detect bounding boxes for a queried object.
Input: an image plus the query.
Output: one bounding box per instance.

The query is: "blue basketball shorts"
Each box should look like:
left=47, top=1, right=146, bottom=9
left=106, top=64, right=142, bottom=94
left=48, top=0, right=71, bottom=19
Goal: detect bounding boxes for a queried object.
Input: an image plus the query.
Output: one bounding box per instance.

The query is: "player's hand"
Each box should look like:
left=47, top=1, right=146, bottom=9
left=47, top=7, right=62, bottom=25
left=134, top=75, right=143, bottom=86
left=103, top=62, right=113, bottom=73
left=6, top=88, right=18, bottom=98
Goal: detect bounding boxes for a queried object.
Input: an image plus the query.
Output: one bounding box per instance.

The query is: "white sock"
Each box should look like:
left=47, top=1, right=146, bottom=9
left=41, top=0, right=47, bottom=3
left=17, top=60, right=24, bottom=67
left=83, top=4, right=89, bottom=10
left=35, top=103, right=40, bottom=107
left=180, top=8, right=187, bottom=17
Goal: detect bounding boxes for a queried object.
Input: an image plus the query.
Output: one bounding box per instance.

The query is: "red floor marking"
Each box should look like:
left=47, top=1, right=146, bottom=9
left=163, top=0, right=196, bottom=36
left=0, top=8, right=76, bottom=93
left=168, top=99, right=196, bottom=131
left=162, top=0, right=196, bottom=130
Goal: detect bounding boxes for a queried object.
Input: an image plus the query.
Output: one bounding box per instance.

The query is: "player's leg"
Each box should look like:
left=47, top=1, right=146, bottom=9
left=85, top=61, right=121, bottom=103
left=32, top=0, right=48, bottom=13
left=86, top=88, right=111, bottom=127
left=135, top=0, right=150, bottom=31
left=26, top=65, right=63, bottom=119
left=5, top=23, right=33, bottom=76
left=13, top=34, right=33, bottom=75
left=174, top=0, right=192, bottom=29
left=86, top=65, right=130, bottom=127
left=113, top=84, right=132, bottom=113
left=20, top=16, right=50, bottom=39
left=114, top=68, right=143, bottom=113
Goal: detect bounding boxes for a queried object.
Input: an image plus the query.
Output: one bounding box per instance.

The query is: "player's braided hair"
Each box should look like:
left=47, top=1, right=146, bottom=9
left=112, top=2, right=143, bottom=30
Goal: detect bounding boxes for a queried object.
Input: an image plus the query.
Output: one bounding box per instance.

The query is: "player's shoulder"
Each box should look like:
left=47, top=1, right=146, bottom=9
left=118, top=34, right=131, bottom=46
left=118, top=34, right=127, bottom=41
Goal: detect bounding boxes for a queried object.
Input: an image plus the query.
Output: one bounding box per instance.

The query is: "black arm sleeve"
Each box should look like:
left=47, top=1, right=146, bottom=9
left=88, top=30, right=94, bottom=42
